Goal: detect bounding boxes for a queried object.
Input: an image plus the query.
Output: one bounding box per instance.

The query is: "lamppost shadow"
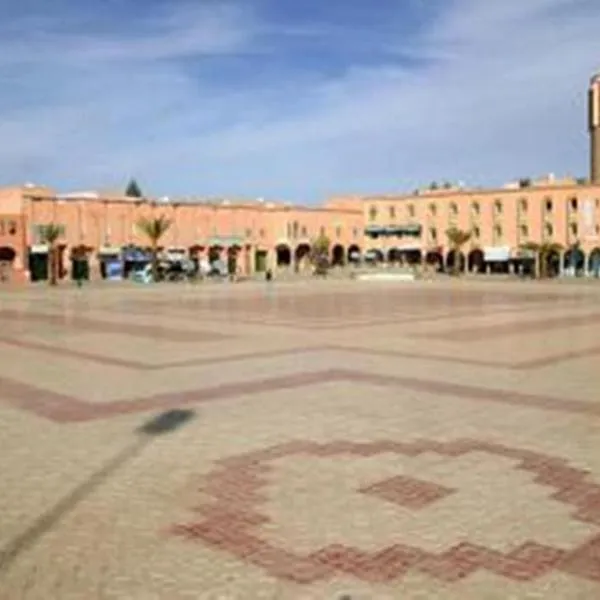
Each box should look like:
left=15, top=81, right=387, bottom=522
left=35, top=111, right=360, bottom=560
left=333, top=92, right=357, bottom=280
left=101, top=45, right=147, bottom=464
left=0, top=409, right=196, bottom=574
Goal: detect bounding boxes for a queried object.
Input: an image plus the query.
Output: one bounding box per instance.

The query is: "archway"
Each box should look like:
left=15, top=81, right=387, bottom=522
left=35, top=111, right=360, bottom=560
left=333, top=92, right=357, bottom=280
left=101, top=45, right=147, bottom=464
left=467, top=248, right=485, bottom=273
left=544, top=249, right=561, bottom=278
left=0, top=247, right=16, bottom=262
left=294, top=243, right=311, bottom=271
left=0, top=246, right=16, bottom=283
left=276, top=244, right=291, bottom=267
left=445, top=250, right=465, bottom=273
left=425, top=250, right=443, bottom=271
left=589, top=247, right=600, bottom=277
left=563, top=246, right=586, bottom=275
left=387, top=248, right=401, bottom=264
left=364, top=249, right=384, bottom=264
left=347, top=244, right=361, bottom=264
left=70, top=245, right=91, bottom=281
left=402, top=249, right=422, bottom=265
left=227, top=245, right=241, bottom=276
left=331, top=244, right=345, bottom=267
left=208, top=245, right=223, bottom=263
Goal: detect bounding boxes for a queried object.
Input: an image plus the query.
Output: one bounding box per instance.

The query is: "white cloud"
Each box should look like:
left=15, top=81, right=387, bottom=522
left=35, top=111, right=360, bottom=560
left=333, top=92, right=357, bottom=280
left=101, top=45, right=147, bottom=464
left=1, top=0, right=600, bottom=200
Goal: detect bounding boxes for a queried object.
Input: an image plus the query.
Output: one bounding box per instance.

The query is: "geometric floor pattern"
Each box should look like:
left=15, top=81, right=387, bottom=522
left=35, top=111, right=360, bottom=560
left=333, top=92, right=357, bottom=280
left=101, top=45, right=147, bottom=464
left=0, top=278, right=600, bottom=598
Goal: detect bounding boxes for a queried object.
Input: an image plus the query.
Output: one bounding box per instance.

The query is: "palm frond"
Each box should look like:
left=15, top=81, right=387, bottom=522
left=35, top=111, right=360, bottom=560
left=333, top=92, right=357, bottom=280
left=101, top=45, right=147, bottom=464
left=136, top=215, right=172, bottom=243
left=39, top=223, right=64, bottom=244
left=445, top=227, right=472, bottom=247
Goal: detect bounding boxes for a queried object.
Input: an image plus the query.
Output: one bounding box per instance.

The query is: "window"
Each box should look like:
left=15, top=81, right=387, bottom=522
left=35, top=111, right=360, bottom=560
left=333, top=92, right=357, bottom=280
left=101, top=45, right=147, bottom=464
left=545, top=222, right=553, bottom=237
left=429, top=203, right=437, bottom=216
left=245, top=228, right=252, bottom=238
left=494, top=199, right=503, bottom=215
left=286, top=223, right=292, bottom=237
left=335, top=226, right=342, bottom=238
left=7, top=221, right=16, bottom=236
left=519, top=198, right=528, bottom=212
left=259, top=228, right=265, bottom=238
left=389, top=206, right=396, bottom=219
left=570, top=197, right=578, bottom=211
left=301, top=226, right=307, bottom=237
left=545, top=197, right=553, bottom=212
left=407, top=204, right=415, bottom=218
left=471, top=202, right=480, bottom=215
left=473, top=226, right=480, bottom=239
left=520, top=224, right=529, bottom=237
left=319, top=226, right=326, bottom=236
left=0, top=220, right=4, bottom=236
left=292, top=221, right=299, bottom=238
left=570, top=223, right=578, bottom=236
left=449, top=203, right=458, bottom=216
left=369, top=206, right=377, bottom=221
left=429, top=227, right=437, bottom=241
left=352, top=227, right=359, bottom=238
left=494, top=225, right=503, bottom=239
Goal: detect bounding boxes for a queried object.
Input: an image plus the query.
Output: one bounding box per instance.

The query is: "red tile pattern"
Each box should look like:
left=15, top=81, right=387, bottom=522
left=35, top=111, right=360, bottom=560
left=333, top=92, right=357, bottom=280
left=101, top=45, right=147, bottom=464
left=360, top=475, right=455, bottom=509
left=172, top=439, right=600, bottom=584
left=0, top=309, right=228, bottom=342
left=3, top=367, right=600, bottom=424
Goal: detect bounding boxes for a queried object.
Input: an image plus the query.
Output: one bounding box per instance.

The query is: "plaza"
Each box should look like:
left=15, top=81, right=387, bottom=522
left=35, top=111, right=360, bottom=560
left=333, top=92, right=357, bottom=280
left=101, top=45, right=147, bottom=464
left=0, top=278, right=600, bottom=598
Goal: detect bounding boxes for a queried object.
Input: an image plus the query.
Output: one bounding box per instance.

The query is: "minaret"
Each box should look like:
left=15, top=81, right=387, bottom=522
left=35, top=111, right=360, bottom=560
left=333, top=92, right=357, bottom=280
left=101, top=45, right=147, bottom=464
left=589, top=73, right=600, bottom=183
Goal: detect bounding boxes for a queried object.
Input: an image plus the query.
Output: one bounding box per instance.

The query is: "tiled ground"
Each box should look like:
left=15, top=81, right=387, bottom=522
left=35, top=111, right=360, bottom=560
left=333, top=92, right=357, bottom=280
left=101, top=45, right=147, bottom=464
left=1, top=278, right=600, bottom=599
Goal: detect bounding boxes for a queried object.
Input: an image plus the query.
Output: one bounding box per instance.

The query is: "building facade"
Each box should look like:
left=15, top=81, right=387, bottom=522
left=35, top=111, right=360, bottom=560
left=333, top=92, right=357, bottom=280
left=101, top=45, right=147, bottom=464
left=357, top=177, right=600, bottom=274
left=0, top=186, right=364, bottom=283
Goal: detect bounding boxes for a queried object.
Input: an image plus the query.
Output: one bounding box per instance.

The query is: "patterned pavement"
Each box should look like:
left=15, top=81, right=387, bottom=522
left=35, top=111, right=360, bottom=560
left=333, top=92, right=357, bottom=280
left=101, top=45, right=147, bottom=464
left=0, top=278, right=599, bottom=599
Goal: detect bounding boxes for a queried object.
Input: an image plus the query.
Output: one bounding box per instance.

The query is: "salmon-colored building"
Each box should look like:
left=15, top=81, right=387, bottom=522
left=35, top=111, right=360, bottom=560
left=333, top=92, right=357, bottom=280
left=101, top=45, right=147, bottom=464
left=0, top=186, right=364, bottom=283
left=1, top=74, right=600, bottom=283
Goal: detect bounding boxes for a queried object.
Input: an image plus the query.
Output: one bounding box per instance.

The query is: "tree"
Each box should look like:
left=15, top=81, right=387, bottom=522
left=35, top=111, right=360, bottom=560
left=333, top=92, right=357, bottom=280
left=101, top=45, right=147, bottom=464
left=518, top=177, right=532, bottom=188
left=125, top=179, right=143, bottom=198
left=520, top=241, right=563, bottom=279
left=39, top=223, right=64, bottom=286
left=429, top=181, right=439, bottom=190
left=445, top=227, right=472, bottom=276
left=311, top=233, right=331, bottom=275
left=136, top=215, right=172, bottom=282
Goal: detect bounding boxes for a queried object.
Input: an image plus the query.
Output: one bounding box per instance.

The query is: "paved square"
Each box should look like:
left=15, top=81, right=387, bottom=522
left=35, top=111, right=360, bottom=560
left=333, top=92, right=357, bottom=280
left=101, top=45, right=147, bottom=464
left=0, top=278, right=600, bottom=599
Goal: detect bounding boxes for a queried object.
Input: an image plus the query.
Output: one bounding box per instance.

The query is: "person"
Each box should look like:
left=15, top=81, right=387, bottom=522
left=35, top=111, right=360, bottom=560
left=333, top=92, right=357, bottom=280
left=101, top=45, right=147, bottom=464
left=265, top=269, right=272, bottom=282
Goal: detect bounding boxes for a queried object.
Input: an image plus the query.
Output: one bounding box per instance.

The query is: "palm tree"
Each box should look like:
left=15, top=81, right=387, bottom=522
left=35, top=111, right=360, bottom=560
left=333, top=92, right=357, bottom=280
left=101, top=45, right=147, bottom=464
left=136, top=215, right=172, bottom=282
left=311, top=233, right=331, bottom=275
left=39, top=223, right=64, bottom=285
left=520, top=241, right=563, bottom=279
left=445, top=227, right=472, bottom=276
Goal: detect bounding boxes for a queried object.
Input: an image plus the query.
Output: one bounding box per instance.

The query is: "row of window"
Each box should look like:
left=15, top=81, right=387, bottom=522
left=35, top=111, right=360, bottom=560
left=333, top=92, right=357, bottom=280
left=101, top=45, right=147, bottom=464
left=369, top=197, right=600, bottom=221
left=426, top=222, right=600, bottom=242
left=285, top=223, right=359, bottom=239
left=0, top=220, right=18, bottom=236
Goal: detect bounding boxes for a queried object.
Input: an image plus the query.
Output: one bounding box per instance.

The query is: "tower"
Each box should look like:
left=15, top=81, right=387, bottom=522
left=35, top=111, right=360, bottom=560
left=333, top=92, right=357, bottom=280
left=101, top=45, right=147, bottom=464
left=588, top=73, right=600, bottom=183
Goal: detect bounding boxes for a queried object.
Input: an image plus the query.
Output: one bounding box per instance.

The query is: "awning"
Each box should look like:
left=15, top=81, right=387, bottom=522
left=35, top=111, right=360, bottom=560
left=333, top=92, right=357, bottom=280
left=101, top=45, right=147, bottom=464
left=364, top=225, right=386, bottom=235
left=386, top=224, right=422, bottom=235
left=483, top=246, right=511, bottom=262
left=98, top=246, right=121, bottom=256
left=208, top=236, right=244, bottom=246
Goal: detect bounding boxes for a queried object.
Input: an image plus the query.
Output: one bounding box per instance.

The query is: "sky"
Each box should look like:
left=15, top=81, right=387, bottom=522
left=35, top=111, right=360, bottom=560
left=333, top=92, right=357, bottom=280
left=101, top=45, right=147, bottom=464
left=1, top=0, right=600, bottom=202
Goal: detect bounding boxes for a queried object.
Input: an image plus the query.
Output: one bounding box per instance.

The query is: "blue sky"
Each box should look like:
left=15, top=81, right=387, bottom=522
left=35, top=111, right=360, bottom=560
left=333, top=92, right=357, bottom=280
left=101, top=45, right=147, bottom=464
left=1, top=0, right=600, bottom=201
